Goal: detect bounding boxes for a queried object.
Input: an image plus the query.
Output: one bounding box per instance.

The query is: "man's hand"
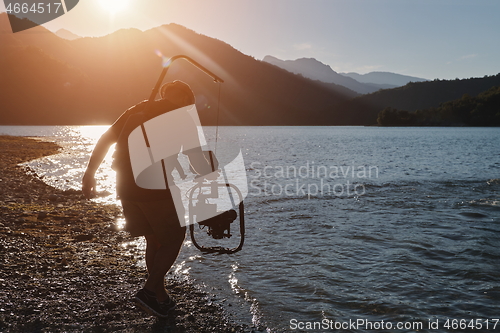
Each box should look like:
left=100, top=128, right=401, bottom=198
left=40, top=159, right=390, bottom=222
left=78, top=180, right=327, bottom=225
left=193, top=169, right=221, bottom=183
left=81, top=127, right=118, bottom=200
left=204, top=169, right=221, bottom=181
left=82, top=174, right=97, bottom=199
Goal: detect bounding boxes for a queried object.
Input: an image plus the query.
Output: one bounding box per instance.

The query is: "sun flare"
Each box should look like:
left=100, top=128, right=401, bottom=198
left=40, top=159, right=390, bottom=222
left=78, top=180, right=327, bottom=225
left=98, top=0, right=130, bottom=14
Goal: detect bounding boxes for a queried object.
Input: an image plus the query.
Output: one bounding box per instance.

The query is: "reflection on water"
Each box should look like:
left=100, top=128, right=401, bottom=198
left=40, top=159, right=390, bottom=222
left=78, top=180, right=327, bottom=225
left=115, top=217, right=126, bottom=230
left=1, top=126, right=118, bottom=205
left=0, top=125, right=259, bottom=327
left=2, top=126, right=500, bottom=332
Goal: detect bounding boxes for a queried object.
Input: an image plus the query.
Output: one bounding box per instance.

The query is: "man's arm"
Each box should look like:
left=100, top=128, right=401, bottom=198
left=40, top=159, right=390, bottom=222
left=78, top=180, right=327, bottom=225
left=82, top=129, right=118, bottom=199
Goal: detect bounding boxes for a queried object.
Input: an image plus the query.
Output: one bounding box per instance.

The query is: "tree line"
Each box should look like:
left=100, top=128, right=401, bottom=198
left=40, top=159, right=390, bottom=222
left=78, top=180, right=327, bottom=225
left=340, top=74, right=500, bottom=125
left=377, top=86, right=500, bottom=126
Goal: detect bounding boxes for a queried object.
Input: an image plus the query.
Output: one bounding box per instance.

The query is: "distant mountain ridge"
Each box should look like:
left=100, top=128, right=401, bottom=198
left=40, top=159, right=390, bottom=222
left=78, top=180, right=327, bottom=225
left=263, top=55, right=428, bottom=94
left=340, top=71, right=428, bottom=87
left=55, top=29, right=80, bottom=40
left=263, top=55, right=382, bottom=94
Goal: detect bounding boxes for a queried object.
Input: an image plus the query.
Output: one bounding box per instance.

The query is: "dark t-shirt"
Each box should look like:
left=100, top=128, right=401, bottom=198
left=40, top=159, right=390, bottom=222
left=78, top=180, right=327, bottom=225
left=111, top=99, right=185, bottom=202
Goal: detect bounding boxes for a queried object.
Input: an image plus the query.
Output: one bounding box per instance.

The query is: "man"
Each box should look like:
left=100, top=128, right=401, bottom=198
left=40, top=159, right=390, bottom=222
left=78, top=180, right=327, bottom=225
left=82, top=80, right=212, bottom=317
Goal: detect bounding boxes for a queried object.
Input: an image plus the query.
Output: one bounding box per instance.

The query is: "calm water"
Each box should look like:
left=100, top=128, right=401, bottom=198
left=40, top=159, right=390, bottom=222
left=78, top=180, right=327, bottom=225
left=1, top=126, right=500, bottom=332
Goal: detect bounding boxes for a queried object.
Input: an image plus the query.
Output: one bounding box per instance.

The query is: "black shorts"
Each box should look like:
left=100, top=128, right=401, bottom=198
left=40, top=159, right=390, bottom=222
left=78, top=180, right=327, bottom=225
left=121, top=199, right=186, bottom=245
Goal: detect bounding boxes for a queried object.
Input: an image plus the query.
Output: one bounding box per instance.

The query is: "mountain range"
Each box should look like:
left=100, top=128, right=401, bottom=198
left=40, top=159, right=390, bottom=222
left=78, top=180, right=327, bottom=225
left=1, top=12, right=499, bottom=126
left=340, top=71, right=427, bottom=87
left=55, top=29, right=81, bottom=40
left=263, top=55, right=427, bottom=94
left=0, top=13, right=357, bottom=125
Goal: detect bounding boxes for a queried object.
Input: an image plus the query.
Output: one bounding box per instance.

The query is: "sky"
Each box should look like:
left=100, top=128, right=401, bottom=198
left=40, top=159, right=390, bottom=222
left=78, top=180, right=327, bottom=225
left=2, top=0, right=500, bottom=80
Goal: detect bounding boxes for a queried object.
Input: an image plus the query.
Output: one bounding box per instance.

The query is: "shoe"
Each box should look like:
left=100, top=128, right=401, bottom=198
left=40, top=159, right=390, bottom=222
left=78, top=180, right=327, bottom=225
left=133, top=288, right=173, bottom=318
left=158, top=295, right=176, bottom=312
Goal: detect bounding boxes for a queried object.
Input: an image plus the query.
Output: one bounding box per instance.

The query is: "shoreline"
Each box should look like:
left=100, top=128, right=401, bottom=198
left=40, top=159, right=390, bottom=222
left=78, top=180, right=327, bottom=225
left=0, top=135, right=245, bottom=332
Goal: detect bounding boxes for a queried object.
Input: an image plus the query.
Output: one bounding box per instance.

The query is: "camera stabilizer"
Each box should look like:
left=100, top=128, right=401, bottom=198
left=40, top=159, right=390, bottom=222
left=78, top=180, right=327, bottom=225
left=188, top=180, right=245, bottom=254
left=147, top=55, right=245, bottom=254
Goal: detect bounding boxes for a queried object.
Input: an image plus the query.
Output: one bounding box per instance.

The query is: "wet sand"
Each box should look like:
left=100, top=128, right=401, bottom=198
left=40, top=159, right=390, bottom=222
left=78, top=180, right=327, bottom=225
left=0, top=135, right=245, bottom=332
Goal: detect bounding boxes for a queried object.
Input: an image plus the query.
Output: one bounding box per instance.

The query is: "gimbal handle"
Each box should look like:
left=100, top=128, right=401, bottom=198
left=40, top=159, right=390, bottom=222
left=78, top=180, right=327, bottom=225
left=148, top=55, right=224, bottom=102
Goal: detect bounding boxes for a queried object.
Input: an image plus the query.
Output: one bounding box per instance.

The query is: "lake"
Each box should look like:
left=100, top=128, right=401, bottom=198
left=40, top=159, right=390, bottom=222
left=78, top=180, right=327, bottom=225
left=1, top=125, right=499, bottom=332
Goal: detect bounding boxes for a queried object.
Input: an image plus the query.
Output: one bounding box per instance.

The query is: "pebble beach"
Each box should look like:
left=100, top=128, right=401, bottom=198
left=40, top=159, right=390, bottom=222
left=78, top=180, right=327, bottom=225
left=0, top=135, right=245, bottom=332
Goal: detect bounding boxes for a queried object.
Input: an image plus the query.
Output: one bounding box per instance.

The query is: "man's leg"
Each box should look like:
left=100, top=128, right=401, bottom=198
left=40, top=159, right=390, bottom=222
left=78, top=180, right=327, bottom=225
left=143, top=231, right=185, bottom=302
left=144, top=234, right=162, bottom=296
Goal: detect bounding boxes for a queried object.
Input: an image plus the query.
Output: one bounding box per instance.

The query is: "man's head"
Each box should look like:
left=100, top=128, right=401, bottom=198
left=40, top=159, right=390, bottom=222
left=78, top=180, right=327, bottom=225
left=160, top=80, right=195, bottom=107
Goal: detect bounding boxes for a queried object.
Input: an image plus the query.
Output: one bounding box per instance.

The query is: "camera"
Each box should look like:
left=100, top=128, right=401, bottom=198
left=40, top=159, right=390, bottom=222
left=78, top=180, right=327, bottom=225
left=197, top=209, right=238, bottom=239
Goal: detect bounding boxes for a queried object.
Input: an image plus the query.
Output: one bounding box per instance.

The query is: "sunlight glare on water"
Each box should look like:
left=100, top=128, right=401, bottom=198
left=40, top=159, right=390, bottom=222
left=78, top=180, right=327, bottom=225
left=15, top=126, right=119, bottom=205
left=2, top=125, right=500, bottom=332
left=76, top=125, right=108, bottom=142
left=228, top=264, right=240, bottom=294
left=115, top=217, right=126, bottom=230
left=174, top=260, right=191, bottom=275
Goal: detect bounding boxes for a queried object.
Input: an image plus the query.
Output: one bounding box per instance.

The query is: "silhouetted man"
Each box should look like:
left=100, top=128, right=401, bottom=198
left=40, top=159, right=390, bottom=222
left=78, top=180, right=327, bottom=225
left=82, top=80, right=212, bottom=317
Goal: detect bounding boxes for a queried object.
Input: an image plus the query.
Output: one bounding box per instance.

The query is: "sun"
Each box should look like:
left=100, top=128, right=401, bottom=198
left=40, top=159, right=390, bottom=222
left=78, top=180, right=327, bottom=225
left=98, top=0, right=130, bottom=14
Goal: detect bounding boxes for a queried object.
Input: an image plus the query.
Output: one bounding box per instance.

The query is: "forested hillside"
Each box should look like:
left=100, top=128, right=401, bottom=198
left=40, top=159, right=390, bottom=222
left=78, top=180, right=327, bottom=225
left=1, top=12, right=499, bottom=126
left=377, top=86, right=500, bottom=126
left=340, top=74, right=500, bottom=125
left=0, top=13, right=352, bottom=125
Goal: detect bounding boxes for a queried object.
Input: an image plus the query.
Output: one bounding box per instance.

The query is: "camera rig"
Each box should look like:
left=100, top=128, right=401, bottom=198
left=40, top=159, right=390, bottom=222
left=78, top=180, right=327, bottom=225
left=188, top=180, right=245, bottom=254
left=147, top=55, right=245, bottom=254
